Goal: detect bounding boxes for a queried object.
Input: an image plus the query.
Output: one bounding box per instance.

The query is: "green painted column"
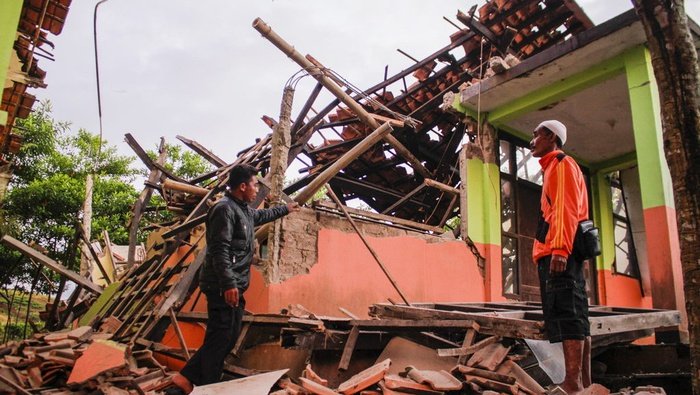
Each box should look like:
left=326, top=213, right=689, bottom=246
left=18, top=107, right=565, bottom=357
left=624, top=45, right=685, bottom=328
left=591, top=172, right=614, bottom=273
left=0, top=0, right=23, bottom=126
left=624, top=45, right=674, bottom=209
left=465, top=155, right=502, bottom=301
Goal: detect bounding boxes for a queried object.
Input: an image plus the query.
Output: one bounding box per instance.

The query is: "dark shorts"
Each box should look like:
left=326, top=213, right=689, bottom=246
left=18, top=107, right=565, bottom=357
left=538, top=255, right=590, bottom=343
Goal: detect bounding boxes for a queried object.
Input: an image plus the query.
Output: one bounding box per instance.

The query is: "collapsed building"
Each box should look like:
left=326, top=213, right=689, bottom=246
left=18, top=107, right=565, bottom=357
left=0, top=0, right=697, bottom=393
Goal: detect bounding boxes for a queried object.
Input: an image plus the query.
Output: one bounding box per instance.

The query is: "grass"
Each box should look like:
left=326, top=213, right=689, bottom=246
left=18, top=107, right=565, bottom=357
left=0, top=290, right=50, bottom=342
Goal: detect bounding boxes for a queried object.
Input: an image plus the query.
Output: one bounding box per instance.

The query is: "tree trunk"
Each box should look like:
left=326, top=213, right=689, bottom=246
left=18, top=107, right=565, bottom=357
left=79, top=173, right=94, bottom=277
left=631, top=1, right=700, bottom=392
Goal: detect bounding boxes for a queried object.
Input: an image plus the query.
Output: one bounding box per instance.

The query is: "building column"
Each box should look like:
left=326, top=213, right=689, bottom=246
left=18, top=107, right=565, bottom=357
left=624, top=45, right=686, bottom=339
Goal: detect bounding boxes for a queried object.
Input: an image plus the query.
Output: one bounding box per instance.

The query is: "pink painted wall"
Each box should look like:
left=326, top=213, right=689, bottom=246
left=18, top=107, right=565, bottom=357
left=246, top=228, right=486, bottom=317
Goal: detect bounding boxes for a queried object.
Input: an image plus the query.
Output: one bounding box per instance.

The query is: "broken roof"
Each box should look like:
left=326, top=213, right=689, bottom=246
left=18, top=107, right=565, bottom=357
left=1, top=0, right=71, bottom=160
left=244, top=0, right=597, bottom=227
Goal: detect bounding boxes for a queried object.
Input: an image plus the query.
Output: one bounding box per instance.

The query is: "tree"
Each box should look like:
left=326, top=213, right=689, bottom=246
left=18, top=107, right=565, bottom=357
left=0, top=101, right=139, bottom=321
left=630, top=1, right=700, bottom=392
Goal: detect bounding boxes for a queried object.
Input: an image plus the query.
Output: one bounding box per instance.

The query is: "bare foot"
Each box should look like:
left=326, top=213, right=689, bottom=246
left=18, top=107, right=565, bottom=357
left=172, top=373, right=194, bottom=394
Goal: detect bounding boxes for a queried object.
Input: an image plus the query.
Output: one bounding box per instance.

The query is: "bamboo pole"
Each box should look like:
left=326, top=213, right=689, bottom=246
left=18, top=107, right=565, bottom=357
left=162, top=179, right=208, bottom=197
left=295, top=122, right=393, bottom=204
left=254, top=122, right=393, bottom=242
left=325, top=185, right=411, bottom=305
left=252, top=18, right=431, bottom=179
left=424, top=178, right=460, bottom=195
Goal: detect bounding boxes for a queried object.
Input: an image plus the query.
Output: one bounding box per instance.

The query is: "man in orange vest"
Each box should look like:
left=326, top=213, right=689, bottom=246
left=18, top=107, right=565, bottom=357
left=530, top=120, right=591, bottom=394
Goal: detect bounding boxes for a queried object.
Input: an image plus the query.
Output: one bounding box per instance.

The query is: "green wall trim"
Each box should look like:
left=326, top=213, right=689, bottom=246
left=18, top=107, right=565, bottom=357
left=0, top=111, right=7, bottom=126
left=488, top=54, right=627, bottom=124
left=466, top=157, right=501, bottom=246
left=624, top=45, right=675, bottom=209
left=450, top=93, right=478, bottom=119
left=592, top=151, right=638, bottom=174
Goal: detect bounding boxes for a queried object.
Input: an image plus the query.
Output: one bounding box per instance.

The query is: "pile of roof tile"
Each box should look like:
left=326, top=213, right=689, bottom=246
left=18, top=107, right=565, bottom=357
left=0, top=326, right=171, bottom=394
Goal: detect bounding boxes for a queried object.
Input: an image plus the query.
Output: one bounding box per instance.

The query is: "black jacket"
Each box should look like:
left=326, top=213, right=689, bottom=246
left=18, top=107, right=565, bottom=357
left=199, top=194, right=289, bottom=293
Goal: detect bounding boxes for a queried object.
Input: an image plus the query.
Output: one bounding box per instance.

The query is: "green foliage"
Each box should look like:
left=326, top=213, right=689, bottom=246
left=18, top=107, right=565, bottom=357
left=0, top=101, right=139, bottom=295
left=143, top=142, right=213, bottom=225
left=146, top=143, right=213, bottom=181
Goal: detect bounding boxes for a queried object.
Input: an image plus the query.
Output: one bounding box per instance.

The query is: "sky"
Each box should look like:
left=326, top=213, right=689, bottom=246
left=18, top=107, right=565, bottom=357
left=34, top=1, right=700, bottom=169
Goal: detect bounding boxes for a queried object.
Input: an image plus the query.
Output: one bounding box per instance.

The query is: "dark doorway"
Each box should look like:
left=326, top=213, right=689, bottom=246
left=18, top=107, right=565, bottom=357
left=498, top=136, right=597, bottom=303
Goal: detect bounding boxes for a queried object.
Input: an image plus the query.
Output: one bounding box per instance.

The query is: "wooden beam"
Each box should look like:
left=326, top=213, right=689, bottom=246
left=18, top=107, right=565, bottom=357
left=129, top=137, right=166, bottom=267
left=314, top=200, right=445, bottom=234
left=1, top=236, right=102, bottom=295
left=169, top=308, right=191, bottom=360
left=77, top=227, right=111, bottom=285
left=176, top=135, right=227, bottom=167
left=381, top=182, right=426, bottom=215
left=338, top=326, right=359, bottom=371
left=253, top=18, right=432, bottom=179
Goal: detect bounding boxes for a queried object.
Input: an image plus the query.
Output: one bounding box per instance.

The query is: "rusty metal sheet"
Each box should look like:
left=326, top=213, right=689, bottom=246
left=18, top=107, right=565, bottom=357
left=190, top=369, right=288, bottom=395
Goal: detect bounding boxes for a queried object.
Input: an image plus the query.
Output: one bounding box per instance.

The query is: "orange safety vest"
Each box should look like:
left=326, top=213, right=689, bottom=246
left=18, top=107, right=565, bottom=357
left=532, top=150, right=589, bottom=262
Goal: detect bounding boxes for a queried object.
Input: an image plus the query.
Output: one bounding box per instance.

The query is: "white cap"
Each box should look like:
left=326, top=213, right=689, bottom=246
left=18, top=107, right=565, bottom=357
left=536, top=120, right=567, bottom=146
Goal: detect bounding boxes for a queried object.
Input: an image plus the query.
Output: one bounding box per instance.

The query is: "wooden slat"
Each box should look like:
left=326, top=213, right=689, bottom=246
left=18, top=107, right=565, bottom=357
left=338, top=326, right=359, bottom=371
left=1, top=235, right=102, bottom=295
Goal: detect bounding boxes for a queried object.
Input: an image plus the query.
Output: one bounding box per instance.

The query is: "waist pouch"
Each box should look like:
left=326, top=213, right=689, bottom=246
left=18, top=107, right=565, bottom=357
left=574, top=220, right=601, bottom=260
left=536, top=216, right=601, bottom=261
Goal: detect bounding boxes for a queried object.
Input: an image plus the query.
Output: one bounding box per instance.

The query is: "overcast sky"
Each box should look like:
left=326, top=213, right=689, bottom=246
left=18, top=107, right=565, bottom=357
left=34, top=1, right=700, bottom=169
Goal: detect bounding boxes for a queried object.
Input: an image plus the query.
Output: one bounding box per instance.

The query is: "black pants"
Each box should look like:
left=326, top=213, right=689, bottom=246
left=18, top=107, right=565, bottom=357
left=180, top=290, right=244, bottom=386
left=538, top=255, right=590, bottom=343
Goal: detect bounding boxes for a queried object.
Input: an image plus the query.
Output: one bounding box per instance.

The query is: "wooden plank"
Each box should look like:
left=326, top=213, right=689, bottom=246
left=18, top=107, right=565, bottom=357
left=232, top=323, right=251, bottom=357
left=369, top=304, right=544, bottom=339
left=381, top=182, right=426, bottom=215
left=124, top=133, right=185, bottom=182
left=161, top=214, right=207, bottom=240
left=169, top=308, right=190, bottom=360
left=77, top=226, right=111, bottom=285
left=338, top=326, right=359, bottom=371
left=314, top=201, right=444, bottom=234
left=176, top=135, right=227, bottom=167
left=589, top=310, right=681, bottom=336
left=438, top=335, right=500, bottom=357
left=348, top=319, right=477, bottom=331
left=1, top=235, right=102, bottom=294
left=458, top=326, right=478, bottom=364
left=129, top=137, right=166, bottom=267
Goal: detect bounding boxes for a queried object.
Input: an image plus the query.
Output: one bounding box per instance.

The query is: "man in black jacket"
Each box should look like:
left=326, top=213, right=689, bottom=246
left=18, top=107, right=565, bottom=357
left=170, top=164, right=299, bottom=393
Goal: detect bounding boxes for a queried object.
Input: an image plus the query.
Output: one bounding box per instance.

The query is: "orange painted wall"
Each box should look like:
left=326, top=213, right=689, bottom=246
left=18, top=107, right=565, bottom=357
left=597, top=269, right=652, bottom=309
left=642, top=206, right=684, bottom=311
left=246, top=228, right=487, bottom=317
